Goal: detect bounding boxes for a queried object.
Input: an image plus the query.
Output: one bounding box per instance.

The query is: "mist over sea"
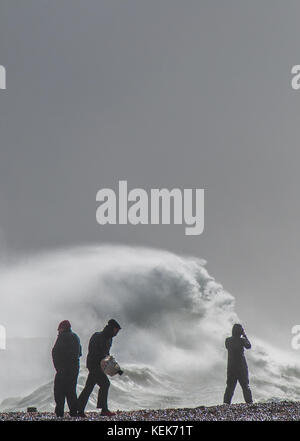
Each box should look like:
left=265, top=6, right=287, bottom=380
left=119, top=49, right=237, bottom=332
left=0, top=245, right=300, bottom=411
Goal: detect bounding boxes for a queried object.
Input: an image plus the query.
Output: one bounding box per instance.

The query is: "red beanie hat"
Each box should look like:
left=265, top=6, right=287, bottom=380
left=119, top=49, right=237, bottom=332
left=58, top=320, right=71, bottom=331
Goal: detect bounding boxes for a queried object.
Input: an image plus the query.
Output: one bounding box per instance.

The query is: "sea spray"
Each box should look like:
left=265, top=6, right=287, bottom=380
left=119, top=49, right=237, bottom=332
left=0, top=245, right=300, bottom=409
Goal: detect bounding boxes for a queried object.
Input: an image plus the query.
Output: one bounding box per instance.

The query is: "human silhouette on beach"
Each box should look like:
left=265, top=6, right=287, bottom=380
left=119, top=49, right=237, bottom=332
left=223, top=323, right=253, bottom=405
left=52, top=320, right=82, bottom=417
left=77, top=319, right=121, bottom=417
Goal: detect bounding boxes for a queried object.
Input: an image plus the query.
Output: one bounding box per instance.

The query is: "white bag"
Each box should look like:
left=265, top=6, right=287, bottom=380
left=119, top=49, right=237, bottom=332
left=100, top=355, right=121, bottom=376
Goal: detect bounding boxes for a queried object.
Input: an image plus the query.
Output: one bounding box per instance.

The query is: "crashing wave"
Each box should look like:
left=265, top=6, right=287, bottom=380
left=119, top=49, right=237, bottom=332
left=0, top=245, right=299, bottom=410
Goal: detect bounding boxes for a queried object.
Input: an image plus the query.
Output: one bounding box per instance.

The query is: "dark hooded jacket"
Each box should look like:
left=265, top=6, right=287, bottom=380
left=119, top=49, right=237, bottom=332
left=52, top=329, right=82, bottom=372
left=86, top=324, right=115, bottom=370
left=225, top=326, right=251, bottom=371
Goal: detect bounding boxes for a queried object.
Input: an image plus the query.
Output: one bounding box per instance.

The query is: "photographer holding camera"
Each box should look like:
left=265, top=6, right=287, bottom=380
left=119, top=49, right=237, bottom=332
left=223, top=323, right=253, bottom=405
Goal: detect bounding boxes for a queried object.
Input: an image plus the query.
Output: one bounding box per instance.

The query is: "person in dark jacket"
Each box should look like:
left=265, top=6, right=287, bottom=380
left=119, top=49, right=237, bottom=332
left=77, top=319, right=121, bottom=417
left=223, top=323, right=253, bottom=405
left=52, top=320, right=82, bottom=417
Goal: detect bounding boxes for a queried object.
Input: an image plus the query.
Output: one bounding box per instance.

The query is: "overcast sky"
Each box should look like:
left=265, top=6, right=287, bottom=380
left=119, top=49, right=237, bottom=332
left=1, top=0, right=300, bottom=350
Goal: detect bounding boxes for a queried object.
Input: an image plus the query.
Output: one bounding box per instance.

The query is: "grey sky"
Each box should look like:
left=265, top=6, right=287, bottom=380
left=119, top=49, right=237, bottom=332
left=1, top=0, right=300, bottom=349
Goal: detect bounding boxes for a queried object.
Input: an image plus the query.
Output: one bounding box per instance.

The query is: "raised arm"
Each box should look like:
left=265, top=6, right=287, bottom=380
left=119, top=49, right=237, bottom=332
left=242, top=334, right=251, bottom=349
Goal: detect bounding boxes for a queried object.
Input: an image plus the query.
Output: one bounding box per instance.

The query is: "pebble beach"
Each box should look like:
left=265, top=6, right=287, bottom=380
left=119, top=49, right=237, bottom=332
left=1, top=402, right=300, bottom=421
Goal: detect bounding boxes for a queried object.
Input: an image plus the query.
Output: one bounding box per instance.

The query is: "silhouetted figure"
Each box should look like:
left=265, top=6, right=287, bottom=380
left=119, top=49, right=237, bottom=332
left=223, top=323, right=253, bottom=405
left=52, top=320, right=82, bottom=417
left=77, top=319, right=121, bottom=417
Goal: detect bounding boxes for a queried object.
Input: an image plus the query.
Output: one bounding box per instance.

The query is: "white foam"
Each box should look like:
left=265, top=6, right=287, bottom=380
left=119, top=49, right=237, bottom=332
left=0, top=245, right=299, bottom=409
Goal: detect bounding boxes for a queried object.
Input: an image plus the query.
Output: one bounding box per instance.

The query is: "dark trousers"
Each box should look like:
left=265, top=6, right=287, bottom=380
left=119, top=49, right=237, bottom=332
left=77, top=368, right=110, bottom=412
left=224, top=367, right=253, bottom=404
left=54, top=367, right=79, bottom=416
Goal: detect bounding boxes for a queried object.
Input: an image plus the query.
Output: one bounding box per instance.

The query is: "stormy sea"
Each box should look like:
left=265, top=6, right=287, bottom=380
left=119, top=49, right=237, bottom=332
left=0, top=245, right=300, bottom=412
